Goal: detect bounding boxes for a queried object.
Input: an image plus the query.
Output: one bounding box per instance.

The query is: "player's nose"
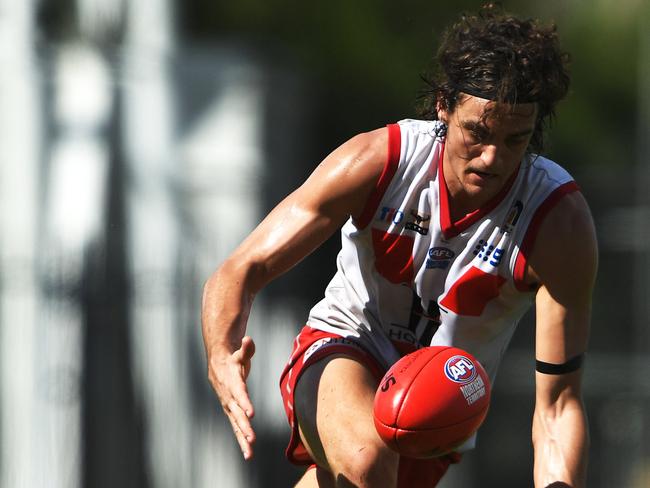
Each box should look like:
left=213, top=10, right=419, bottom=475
left=480, top=144, right=501, bottom=167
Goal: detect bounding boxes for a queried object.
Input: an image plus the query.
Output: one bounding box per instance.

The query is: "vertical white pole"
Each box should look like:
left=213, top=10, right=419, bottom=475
left=179, top=55, right=305, bottom=487
left=122, top=1, right=192, bottom=486
left=40, top=43, right=111, bottom=488
left=180, top=63, right=266, bottom=488
left=0, top=1, right=40, bottom=487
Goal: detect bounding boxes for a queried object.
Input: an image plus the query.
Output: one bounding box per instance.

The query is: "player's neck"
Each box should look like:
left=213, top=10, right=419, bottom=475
left=447, top=197, right=478, bottom=223
left=442, top=166, right=490, bottom=222
left=441, top=154, right=518, bottom=223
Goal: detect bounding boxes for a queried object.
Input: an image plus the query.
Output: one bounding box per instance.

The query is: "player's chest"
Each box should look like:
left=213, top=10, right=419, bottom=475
left=371, top=225, right=511, bottom=307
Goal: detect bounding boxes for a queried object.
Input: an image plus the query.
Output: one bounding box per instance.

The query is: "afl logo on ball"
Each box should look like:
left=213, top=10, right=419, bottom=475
left=444, top=355, right=478, bottom=384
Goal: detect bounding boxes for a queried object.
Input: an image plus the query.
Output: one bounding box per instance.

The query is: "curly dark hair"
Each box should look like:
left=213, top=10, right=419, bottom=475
left=417, top=3, right=570, bottom=152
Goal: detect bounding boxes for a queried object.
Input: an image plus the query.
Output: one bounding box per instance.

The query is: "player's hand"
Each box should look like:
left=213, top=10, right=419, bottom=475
left=208, top=335, right=257, bottom=460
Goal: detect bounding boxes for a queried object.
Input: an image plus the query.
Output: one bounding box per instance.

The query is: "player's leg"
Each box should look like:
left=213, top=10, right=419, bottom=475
left=293, top=354, right=399, bottom=488
left=293, top=465, right=335, bottom=488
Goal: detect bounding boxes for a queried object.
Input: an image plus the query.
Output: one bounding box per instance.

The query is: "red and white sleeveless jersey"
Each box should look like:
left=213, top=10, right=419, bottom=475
left=306, top=119, right=579, bottom=382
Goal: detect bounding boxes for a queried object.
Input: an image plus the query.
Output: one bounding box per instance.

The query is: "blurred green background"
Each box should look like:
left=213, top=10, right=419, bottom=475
left=182, top=0, right=643, bottom=167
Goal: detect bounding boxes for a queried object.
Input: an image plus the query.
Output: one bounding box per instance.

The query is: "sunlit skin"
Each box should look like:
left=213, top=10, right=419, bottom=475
left=438, top=94, right=538, bottom=220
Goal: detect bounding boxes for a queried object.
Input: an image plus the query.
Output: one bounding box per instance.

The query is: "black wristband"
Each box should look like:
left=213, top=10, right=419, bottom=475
left=535, top=353, right=584, bottom=375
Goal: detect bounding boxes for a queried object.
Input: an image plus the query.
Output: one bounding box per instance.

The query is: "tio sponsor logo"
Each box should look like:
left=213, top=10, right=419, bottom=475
left=444, top=355, right=478, bottom=384
left=379, top=207, right=404, bottom=224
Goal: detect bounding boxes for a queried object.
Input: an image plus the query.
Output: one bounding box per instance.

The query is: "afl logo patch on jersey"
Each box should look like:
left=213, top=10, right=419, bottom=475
left=444, top=355, right=477, bottom=384
left=426, top=247, right=455, bottom=269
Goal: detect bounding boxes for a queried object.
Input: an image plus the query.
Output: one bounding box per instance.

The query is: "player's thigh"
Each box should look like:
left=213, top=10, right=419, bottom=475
left=294, top=465, right=335, bottom=488
left=294, top=354, right=393, bottom=471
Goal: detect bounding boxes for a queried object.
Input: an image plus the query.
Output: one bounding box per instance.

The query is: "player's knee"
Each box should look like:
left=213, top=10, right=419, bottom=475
left=329, top=443, right=398, bottom=488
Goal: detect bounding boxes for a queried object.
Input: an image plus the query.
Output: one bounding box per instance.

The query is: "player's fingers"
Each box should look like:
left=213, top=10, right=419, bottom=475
left=209, top=352, right=256, bottom=419
left=228, top=399, right=256, bottom=441
left=232, top=336, right=256, bottom=366
left=226, top=401, right=256, bottom=460
left=233, top=336, right=255, bottom=368
left=219, top=374, right=255, bottom=440
left=229, top=417, right=252, bottom=459
left=231, top=337, right=256, bottom=416
left=240, top=335, right=256, bottom=361
left=229, top=376, right=255, bottom=419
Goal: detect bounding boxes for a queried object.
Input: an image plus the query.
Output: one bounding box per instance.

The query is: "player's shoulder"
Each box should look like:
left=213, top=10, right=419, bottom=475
left=523, top=153, right=589, bottom=231
left=520, top=153, right=597, bottom=289
left=524, top=153, right=574, bottom=183
left=340, top=120, right=440, bottom=170
left=542, top=190, right=594, bottom=237
left=527, top=190, right=598, bottom=290
left=347, top=126, right=389, bottom=151
left=395, top=118, right=446, bottom=139
left=321, top=126, right=388, bottom=173
left=351, top=119, right=441, bottom=142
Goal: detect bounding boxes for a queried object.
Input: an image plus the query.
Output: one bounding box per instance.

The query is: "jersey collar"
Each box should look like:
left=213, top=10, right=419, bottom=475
left=438, top=144, right=521, bottom=239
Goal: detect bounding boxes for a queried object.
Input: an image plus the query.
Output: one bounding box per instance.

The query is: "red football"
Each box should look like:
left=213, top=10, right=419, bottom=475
left=373, top=346, right=491, bottom=458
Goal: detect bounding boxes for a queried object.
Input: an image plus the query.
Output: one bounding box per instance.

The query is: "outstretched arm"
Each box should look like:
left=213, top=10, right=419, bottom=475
left=201, top=127, right=389, bottom=459
left=526, top=191, right=598, bottom=487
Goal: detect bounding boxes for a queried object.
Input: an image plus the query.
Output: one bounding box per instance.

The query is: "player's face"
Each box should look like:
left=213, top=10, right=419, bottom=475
left=438, top=94, right=537, bottom=214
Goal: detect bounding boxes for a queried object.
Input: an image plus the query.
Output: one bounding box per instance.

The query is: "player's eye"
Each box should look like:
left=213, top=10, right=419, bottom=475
left=461, top=121, right=490, bottom=144
left=469, top=129, right=488, bottom=143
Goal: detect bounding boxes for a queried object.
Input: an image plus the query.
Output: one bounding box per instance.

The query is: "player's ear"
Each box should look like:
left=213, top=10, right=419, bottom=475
left=436, top=100, right=449, bottom=125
